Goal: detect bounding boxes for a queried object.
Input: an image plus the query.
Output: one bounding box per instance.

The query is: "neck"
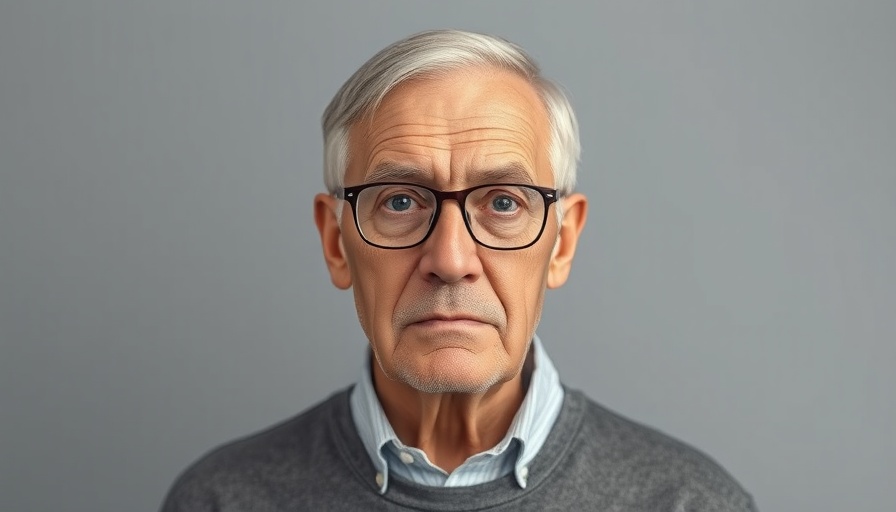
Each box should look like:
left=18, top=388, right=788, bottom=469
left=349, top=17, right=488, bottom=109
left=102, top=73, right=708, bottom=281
left=372, top=351, right=533, bottom=473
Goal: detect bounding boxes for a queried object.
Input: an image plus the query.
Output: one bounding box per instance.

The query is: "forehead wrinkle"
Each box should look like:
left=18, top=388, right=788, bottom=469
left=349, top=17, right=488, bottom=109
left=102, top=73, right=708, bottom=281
left=363, top=99, right=544, bottom=145
left=364, top=133, right=540, bottom=185
left=374, top=125, right=537, bottom=156
left=450, top=135, right=533, bottom=150
left=369, top=134, right=453, bottom=153
left=441, top=127, right=536, bottom=147
left=365, top=131, right=535, bottom=166
left=367, top=129, right=450, bottom=150
left=368, top=103, right=542, bottom=142
left=448, top=116, right=540, bottom=144
left=367, top=120, right=453, bottom=139
left=360, top=139, right=448, bottom=178
left=456, top=110, right=540, bottom=132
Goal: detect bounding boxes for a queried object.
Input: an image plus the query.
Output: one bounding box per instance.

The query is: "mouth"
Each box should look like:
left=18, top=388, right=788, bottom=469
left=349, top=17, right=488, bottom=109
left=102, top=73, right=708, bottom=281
left=408, top=314, right=492, bottom=328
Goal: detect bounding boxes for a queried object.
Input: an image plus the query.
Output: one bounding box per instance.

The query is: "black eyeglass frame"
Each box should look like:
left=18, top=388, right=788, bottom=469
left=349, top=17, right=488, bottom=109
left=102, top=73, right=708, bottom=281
left=336, top=182, right=560, bottom=250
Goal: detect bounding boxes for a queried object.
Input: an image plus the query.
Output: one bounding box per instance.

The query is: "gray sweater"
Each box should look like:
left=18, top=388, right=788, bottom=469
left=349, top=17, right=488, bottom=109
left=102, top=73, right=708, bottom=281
left=161, top=388, right=756, bottom=511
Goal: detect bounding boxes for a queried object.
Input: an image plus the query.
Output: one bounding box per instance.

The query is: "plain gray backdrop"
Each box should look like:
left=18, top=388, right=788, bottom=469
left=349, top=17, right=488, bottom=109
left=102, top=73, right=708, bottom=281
left=1, top=1, right=894, bottom=511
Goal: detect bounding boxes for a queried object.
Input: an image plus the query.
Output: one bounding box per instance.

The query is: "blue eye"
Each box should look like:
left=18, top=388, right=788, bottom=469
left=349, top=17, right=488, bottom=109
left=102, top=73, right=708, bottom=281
left=387, top=195, right=414, bottom=211
left=491, top=195, right=517, bottom=212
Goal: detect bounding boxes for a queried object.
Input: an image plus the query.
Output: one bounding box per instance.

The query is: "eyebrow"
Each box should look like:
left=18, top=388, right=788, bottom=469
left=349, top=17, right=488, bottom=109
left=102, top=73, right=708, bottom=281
left=364, top=162, right=536, bottom=186
left=364, top=163, right=427, bottom=183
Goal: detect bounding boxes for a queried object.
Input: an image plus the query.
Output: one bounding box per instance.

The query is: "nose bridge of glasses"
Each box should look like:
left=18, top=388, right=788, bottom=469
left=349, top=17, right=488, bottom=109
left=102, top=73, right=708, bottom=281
left=433, top=193, right=471, bottom=229
left=433, top=188, right=472, bottom=211
left=423, top=190, right=475, bottom=246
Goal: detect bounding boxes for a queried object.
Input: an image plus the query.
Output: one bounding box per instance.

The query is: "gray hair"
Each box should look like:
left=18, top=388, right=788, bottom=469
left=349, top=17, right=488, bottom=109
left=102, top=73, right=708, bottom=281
left=321, top=30, right=580, bottom=201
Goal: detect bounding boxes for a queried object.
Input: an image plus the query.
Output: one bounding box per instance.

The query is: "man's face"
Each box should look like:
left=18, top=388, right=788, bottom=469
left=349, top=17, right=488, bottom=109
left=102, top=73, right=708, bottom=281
left=320, top=67, right=575, bottom=394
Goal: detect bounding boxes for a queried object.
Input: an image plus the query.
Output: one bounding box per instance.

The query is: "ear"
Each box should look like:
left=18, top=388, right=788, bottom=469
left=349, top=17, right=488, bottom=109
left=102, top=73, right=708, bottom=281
left=547, top=193, right=588, bottom=289
left=314, top=193, right=352, bottom=289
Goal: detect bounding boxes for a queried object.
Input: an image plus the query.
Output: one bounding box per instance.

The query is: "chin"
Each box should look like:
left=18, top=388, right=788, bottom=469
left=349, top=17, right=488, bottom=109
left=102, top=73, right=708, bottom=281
left=389, top=351, right=512, bottom=394
left=399, top=373, right=503, bottom=394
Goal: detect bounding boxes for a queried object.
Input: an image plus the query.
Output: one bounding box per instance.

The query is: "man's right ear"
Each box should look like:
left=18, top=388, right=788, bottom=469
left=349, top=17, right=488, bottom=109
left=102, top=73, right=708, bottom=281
left=314, top=193, right=352, bottom=289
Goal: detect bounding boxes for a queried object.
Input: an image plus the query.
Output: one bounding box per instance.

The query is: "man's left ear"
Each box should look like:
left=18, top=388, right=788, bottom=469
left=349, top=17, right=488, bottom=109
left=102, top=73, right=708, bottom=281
left=547, top=193, right=588, bottom=289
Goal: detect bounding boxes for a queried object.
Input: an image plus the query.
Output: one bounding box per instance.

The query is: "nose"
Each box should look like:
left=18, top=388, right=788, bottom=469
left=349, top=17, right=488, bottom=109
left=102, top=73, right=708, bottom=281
left=416, top=201, right=483, bottom=284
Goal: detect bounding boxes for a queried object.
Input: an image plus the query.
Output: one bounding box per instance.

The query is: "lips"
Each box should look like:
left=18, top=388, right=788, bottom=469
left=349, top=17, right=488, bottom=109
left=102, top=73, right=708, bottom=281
left=411, top=313, right=490, bottom=325
left=402, top=310, right=500, bottom=330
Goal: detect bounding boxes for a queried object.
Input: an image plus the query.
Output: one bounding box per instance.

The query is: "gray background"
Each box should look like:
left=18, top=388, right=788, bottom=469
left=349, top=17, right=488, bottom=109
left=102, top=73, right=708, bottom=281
left=1, top=1, right=894, bottom=511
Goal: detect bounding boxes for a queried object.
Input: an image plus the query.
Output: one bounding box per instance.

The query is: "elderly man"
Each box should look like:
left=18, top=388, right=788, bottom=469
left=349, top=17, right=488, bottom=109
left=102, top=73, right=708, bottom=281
left=162, top=30, right=755, bottom=511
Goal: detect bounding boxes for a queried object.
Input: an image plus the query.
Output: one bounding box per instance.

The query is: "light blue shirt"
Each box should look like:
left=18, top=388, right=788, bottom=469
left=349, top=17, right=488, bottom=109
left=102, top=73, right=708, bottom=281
left=349, top=335, right=564, bottom=493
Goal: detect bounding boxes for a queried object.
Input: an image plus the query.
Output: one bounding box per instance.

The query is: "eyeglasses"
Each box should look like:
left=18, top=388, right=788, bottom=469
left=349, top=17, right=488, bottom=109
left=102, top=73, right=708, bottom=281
left=336, top=182, right=559, bottom=250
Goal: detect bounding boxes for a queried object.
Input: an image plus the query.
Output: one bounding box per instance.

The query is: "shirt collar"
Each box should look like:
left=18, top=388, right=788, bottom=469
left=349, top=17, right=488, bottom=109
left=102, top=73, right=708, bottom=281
left=349, top=335, right=564, bottom=493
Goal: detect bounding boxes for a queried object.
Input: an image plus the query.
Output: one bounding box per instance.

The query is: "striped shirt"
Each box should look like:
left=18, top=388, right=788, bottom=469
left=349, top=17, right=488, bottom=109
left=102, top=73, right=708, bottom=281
left=349, top=335, right=564, bottom=493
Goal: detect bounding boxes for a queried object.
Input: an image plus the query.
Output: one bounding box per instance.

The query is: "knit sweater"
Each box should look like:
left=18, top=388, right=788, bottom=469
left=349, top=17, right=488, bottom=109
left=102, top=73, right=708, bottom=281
left=161, top=387, right=756, bottom=511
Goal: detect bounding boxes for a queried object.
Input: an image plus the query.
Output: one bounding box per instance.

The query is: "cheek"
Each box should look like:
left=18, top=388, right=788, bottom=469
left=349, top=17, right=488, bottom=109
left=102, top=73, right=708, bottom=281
left=347, top=245, right=415, bottom=341
left=487, top=248, right=553, bottom=340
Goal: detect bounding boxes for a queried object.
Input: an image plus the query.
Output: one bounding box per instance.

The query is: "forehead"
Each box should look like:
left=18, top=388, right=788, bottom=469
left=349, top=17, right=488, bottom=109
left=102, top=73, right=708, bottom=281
left=345, top=67, right=553, bottom=187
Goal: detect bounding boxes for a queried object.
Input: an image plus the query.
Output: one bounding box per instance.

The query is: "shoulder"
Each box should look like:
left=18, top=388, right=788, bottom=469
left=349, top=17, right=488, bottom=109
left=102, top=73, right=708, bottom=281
left=160, top=388, right=357, bottom=511
left=559, top=389, right=757, bottom=511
